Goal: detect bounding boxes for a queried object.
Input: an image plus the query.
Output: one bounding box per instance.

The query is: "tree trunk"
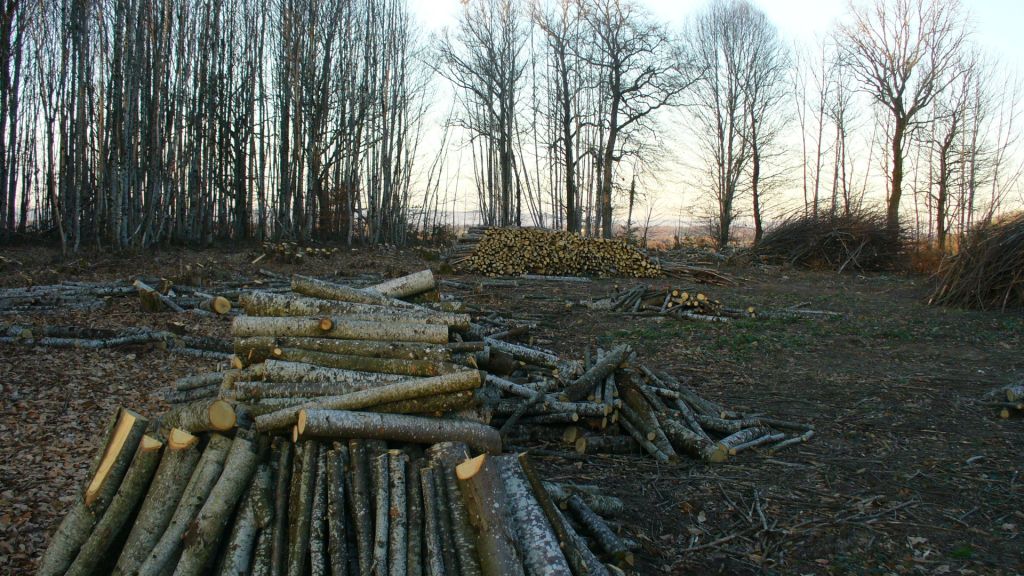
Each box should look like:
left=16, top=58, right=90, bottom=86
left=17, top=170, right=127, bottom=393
left=888, top=118, right=907, bottom=233
left=231, top=316, right=450, bottom=345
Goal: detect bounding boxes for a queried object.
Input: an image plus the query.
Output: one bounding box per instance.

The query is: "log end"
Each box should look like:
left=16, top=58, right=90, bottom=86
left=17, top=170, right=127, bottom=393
left=139, top=435, right=164, bottom=453
left=318, top=318, right=334, bottom=332
left=208, top=400, right=237, bottom=431
left=455, top=454, right=486, bottom=481
left=212, top=296, right=232, bottom=315
left=84, top=407, right=140, bottom=507
left=167, top=427, right=199, bottom=450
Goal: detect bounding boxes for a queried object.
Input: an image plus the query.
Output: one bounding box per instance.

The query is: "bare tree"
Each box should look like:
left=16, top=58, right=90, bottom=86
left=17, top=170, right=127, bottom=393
left=583, top=0, right=688, bottom=239
left=839, top=0, right=970, bottom=233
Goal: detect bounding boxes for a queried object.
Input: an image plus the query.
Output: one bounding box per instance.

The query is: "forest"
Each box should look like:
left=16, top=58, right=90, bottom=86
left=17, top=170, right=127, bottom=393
left=0, top=0, right=1019, bottom=253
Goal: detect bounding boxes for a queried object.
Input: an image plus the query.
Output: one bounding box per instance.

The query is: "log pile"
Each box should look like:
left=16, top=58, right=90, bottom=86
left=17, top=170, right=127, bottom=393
left=0, top=323, right=233, bottom=360
left=256, top=241, right=339, bottom=264
left=984, top=383, right=1024, bottom=419
left=39, top=269, right=815, bottom=575
left=0, top=282, right=134, bottom=315
left=585, top=285, right=757, bottom=322
left=451, top=227, right=662, bottom=278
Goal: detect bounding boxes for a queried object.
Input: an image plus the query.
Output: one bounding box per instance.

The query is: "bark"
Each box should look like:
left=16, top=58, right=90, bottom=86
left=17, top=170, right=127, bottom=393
left=428, top=444, right=481, bottom=576
left=240, top=291, right=469, bottom=330
left=231, top=316, right=449, bottom=344
left=455, top=455, right=524, bottom=576
left=65, top=436, right=164, bottom=576
left=495, top=456, right=571, bottom=576
left=573, top=435, right=641, bottom=457
left=287, top=441, right=318, bottom=576
left=270, top=440, right=294, bottom=576
left=297, top=410, right=502, bottom=454
left=136, top=434, right=234, bottom=576
left=562, top=345, right=630, bottom=402
left=271, top=348, right=467, bottom=378
left=292, top=275, right=417, bottom=308
left=516, top=454, right=594, bottom=576
left=406, top=459, right=424, bottom=576
left=371, top=270, right=436, bottom=299
left=217, top=465, right=272, bottom=576
left=174, top=371, right=231, bottom=391
left=162, top=398, right=237, bottom=432
left=542, top=483, right=623, bottom=517
left=555, top=507, right=610, bottom=576
left=326, top=448, right=349, bottom=576
left=174, top=436, right=259, bottom=576
left=371, top=454, right=390, bottom=576
left=388, top=452, right=409, bottom=576
left=236, top=336, right=452, bottom=363
left=38, top=408, right=148, bottom=576
left=658, top=417, right=721, bottom=462
left=619, top=386, right=675, bottom=459
left=419, top=467, right=448, bottom=576
left=310, top=446, right=329, bottom=576
left=564, top=494, right=627, bottom=562
left=113, top=429, right=201, bottom=576
left=372, top=390, right=478, bottom=416
left=254, top=371, right=482, bottom=431
left=348, top=440, right=374, bottom=576
left=134, top=279, right=185, bottom=313
left=163, top=385, right=219, bottom=405
left=261, top=359, right=412, bottom=386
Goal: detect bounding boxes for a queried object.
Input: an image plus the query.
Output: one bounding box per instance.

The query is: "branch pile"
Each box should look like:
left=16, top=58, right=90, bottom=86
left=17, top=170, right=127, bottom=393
left=755, top=211, right=904, bottom=272
left=585, top=285, right=756, bottom=322
left=451, top=227, right=662, bottom=278
left=928, top=212, right=1024, bottom=310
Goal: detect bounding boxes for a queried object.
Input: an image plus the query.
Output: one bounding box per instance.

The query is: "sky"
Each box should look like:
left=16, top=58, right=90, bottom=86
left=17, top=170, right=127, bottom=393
left=408, top=0, right=1024, bottom=227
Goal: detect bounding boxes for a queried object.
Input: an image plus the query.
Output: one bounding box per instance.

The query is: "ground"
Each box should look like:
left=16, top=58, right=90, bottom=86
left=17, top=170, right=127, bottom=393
left=0, top=245, right=1021, bottom=575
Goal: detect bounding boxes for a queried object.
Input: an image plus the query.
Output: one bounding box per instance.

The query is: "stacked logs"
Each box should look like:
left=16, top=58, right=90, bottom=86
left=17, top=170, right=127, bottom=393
left=587, top=285, right=756, bottom=322
left=452, top=227, right=662, bottom=278
left=258, top=241, right=338, bottom=264
left=985, top=383, right=1024, bottom=418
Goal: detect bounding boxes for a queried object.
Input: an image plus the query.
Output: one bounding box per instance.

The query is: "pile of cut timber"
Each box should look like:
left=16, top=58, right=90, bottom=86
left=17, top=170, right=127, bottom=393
left=0, top=323, right=234, bottom=360
left=451, top=227, right=662, bottom=278
left=39, top=269, right=815, bottom=575
left=587, top=285, right=756, bottom=322
left=255, top=241, right=338, bottom=264
left=38, top=403, right=630, bottom=576
left=985, top=383, right=1024, bottom=418
left=0, top=282, right=135, bottom=315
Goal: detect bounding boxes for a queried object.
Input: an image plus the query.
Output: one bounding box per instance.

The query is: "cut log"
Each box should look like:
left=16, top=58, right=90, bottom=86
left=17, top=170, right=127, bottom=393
left=563, top=494, right=627, bottom=562
left=292, top=274, right=419, bottom=308
left=516, top=454, right=594, bottom=576
left=562, top=345, right=631, bottom=402
left=231, top=315, right=449, bottom=344
left=270, top=440, right=294, bottom=576
left=372, top=390, right=478, bottom=416
left=406, top=459, right=424, bottom=576
left=255, top=371, right=482, bottom=431
left=495, top=456, right=572, bottom=576
left=38, top=408, right=148, bottom=576
left=371, top=453, right=390, bottom=576
left=175, top=371, right=232, bottom=392
left=658, top=417, right=721, bottom=462
left=388, top=451, right=409, bottom=576
left=163, top=385, right=218, bottom=405
left=65, top=435, right=164, bottom=576
left=573, top=435, right=641, bottom=457
left=162, top=398, right=236, bottom=432
left=261, top=358, right=414, bottom=385
left=419, top=467, right=448, bottom=576
left=198, top=295, right=232, bottom=315
left=287, top=441, right=319, bottom=576
left=326, top=447, right=349, bottom=576
left=371, top=270, right=436, bottom=299
left=216, top=464, right=272, bottom=576
left=619, top=385, right=675, bottom=459
left=555, top=507, right=611, bottom=576
left=112, top=429, right=201, bottom=576
left=135, top=433, right=233, bottom=576
left=428, top=444, right=481, bottom=576
left=236, top=336, right=452, bottom=363
left=240, top=291, right=469, bottom=330
left=617, top=416, right=668, bottom=463
left=174, top=435, right=259, bottom=576
left=310, top=446, right=330, bottom=576
left=134, top=279, right=184, bottom=313
left=271, top=348, right=467, bottom=377
left=455, top=455, right=525, bottom=576
left=348, top=440, right=375, bottom=576
left=296, top=410, right=502, bottom=454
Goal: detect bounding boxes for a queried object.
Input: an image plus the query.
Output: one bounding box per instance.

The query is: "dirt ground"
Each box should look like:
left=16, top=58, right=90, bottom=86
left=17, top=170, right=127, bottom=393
left=1, top=244, right=1021, bottom=575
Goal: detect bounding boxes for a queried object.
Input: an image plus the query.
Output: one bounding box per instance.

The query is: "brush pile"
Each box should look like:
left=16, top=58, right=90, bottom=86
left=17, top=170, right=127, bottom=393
left=258, top=241, right=339, bottom=264
left=755, top=211, right=903, bottom=272
left=929, top=212, right=1024, bottom=310
left=451, top=227, right=662, bottom=278
left=37, top=269, right=813, bottom=575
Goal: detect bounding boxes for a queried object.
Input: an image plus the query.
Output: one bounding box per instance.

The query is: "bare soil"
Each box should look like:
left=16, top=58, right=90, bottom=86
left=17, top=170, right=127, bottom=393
left=1, top=245, right=1021, bottom=575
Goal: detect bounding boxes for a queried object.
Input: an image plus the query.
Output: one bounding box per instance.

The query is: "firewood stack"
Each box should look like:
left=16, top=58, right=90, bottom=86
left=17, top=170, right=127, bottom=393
left=451, top=227, right=662, bottom=278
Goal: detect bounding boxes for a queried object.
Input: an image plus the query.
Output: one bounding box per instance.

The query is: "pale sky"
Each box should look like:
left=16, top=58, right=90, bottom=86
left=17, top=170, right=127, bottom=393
left=408, top=0, right=1024, bottom=227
